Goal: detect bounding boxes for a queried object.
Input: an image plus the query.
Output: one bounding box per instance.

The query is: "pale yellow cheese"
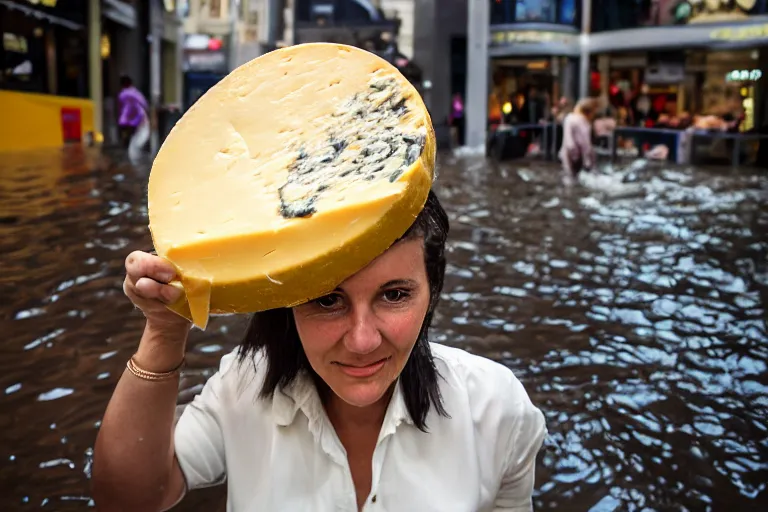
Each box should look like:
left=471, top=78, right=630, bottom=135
left=148, top=43, right=436, bottom=329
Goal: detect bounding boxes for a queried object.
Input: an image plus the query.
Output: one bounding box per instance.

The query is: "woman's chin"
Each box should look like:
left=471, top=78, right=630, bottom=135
left=331, top=380, right=391, bottom=408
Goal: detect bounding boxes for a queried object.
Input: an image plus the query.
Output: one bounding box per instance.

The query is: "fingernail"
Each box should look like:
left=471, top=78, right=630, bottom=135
left=158, top=272, right=174, bottom=283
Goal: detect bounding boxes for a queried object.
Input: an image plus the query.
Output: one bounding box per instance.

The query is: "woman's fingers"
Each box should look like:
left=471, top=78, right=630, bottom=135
left=125, top=251, right=176, bottom=284
left=122, top=251, right=191, bottom=329
left=132, top=277, right=183, bottom=304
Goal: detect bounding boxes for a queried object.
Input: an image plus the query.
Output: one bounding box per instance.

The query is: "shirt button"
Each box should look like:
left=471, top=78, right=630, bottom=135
left=371, top=495, right=377, bottom=503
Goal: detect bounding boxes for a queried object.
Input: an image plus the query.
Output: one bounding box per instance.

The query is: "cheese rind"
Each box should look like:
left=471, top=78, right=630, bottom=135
left=148, top=43, right=435, bottom=329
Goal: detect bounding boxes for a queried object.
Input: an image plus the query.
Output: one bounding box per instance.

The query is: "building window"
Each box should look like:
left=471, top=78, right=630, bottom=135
left=490, top=1, right=577, bottom=26
left=209, top=0, right=221, bottom=18
left=559, top=0, right=576, bottom=25
left=516, top=0, right=556, bottom=23
left=592, top=0, right=768, bottom=32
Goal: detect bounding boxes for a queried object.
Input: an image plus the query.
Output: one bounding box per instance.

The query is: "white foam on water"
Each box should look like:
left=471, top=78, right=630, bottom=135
left=452, top=145, right=485, bottom=157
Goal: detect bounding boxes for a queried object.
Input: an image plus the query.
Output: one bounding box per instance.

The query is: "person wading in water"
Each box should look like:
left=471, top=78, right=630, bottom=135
left=558, top=98, right=597, bottom=186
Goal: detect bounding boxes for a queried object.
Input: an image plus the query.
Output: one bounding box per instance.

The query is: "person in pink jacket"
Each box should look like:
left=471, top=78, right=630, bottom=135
left=558, top=98, right=597, bottom=186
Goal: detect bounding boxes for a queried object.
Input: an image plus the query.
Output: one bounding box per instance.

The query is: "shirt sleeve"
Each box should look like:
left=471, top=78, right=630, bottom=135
left=493, top=387, right=548, bottom=511
left=174, top=352, right=238, bottom=491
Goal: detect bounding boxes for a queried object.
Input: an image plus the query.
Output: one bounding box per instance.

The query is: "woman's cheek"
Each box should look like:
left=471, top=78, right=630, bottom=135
left=298, top=316, right=346, bottom=354
left=381, top=309, right=424, bottom=347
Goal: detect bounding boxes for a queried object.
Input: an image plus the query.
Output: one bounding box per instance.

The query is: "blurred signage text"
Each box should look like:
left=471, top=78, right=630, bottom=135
left=710, top=23, right=768, bottom=41
left=490, top=30, right=576, bottom=46
left=726, top=69, right=763, bottom=82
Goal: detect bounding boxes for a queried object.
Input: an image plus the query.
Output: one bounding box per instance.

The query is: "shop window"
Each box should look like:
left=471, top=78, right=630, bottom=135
left=1, top=5, right=88, bottom=98
left=1, top=12, right=48, bottom=94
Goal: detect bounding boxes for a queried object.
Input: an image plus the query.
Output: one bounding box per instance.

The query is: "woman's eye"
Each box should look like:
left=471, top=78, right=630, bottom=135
left=314, top=293, right=342, bottom=309
left=383, top=289, right=409, bottom=303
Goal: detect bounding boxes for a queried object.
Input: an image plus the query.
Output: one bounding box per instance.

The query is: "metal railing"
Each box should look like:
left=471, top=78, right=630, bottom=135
left=486, top=123, right=553, bottom=161
left=688, top=131, right=768, bottom=168
left=610, top=127, right=684, bottom=163
left=488, top=123, right=768, bottom=169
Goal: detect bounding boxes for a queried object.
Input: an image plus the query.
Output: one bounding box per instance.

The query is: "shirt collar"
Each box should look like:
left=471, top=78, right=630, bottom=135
left=272, top=371, right=414, bottom=430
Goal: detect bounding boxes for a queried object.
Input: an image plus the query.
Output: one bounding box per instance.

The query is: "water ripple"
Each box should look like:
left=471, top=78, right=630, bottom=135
left=1, top=150, right=767, bottom=510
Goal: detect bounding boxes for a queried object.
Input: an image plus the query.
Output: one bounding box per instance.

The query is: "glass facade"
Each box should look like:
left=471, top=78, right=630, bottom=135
left=490, top=0, right=578, bottom=26
left=592, top=0, right=768, bottom=32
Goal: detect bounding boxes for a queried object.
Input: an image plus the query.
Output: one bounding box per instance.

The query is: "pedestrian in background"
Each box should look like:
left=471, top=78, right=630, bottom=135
left=449, top=93, right=465, bottom=147
left=559, top=98, right=597, bottom=186
left=117, top=75, right=150, bottom=161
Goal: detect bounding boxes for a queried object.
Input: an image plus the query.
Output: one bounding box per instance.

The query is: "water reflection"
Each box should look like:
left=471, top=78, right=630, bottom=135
left=0, top=148, right=766, bottom=510
left=437, top=156, right=768, bottom=510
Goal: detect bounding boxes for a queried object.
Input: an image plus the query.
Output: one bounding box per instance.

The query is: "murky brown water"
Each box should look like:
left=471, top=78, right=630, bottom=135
left=1, top=147, right=766, bottom=510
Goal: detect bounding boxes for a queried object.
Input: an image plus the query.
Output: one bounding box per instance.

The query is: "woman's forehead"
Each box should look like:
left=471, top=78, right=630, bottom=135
left=342, top=238, right=425, bottom=287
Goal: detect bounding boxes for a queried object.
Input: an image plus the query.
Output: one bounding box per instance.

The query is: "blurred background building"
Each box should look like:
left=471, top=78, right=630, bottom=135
left=467, top=0, right=768, bottom=146
left=0, top=0, right=184, bottom=152
left=1, top=0, right=766, bottom=152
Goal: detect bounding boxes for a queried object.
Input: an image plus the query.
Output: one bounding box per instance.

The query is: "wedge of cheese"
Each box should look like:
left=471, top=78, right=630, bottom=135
left=148, top=42, right=436, bottom=329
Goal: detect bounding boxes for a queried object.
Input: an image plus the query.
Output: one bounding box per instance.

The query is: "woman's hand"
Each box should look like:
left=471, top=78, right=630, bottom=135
left=123, top=250, right=191, bottom=334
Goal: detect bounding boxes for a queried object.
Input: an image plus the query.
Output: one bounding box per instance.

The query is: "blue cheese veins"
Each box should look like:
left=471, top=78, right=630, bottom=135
left=278, top=77, right=427, bottom=219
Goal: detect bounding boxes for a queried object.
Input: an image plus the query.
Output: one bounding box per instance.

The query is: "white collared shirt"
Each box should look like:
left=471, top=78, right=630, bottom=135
left=174, top=343, right=547, bottom=511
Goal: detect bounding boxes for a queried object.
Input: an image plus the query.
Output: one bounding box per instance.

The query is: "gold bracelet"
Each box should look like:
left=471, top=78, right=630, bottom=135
left=126, top=355, right=185, bottom=381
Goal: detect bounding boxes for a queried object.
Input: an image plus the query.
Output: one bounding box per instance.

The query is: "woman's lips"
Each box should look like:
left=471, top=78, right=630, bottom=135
left=335, top=357, right=389, bottom=378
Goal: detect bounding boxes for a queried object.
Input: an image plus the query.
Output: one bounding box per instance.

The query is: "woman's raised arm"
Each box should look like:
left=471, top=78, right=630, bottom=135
left=92, top=251, right=191, bottom=511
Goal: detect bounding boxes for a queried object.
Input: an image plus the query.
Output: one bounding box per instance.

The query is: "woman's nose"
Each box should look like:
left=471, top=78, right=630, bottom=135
left=343, top=306, right=382, bottom=355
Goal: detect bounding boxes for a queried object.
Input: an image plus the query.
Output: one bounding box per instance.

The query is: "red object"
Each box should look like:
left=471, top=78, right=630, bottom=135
left=591, top=72, right=601, bottom=92
left=207, top=37, right=223, bottom=51
left=61, top=107, right=82, bottom=142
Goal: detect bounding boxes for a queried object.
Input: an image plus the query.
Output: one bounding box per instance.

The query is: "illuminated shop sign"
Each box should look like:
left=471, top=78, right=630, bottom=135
left=490, top=30, right=576, bottom=46
left=710, top=23, right=768, bottom=41
left=725, top=69, right=763, bottom=81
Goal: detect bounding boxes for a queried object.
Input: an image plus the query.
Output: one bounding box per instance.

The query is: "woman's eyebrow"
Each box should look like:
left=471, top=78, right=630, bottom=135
left=329, top=279, right=418, bottom=294
left=378, top=279, right=418, bottom=290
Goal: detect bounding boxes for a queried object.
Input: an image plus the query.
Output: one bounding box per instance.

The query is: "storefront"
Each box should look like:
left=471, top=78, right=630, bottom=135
left=586, top=2, right=768, bottom=130
left=489, top=27, right=581, bottom=125
left=182, top=33, right=229, bottom=109
left=0, top=0, right=93, bottom=151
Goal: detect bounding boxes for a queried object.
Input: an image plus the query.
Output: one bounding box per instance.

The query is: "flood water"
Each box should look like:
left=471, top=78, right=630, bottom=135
left=1, top=147, right=766, bottom=511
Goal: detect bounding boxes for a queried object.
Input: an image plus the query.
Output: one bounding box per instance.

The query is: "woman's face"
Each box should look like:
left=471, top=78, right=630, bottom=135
left=293, top=238, right=430, bottom=409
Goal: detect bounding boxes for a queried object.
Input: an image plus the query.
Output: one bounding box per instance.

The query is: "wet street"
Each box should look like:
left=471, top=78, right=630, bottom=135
left=1, top=147, right=767, bottom=511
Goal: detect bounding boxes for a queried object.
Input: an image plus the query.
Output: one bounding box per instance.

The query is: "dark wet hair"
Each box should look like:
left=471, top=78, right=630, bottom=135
left=237, top=189, right=450, bottom=431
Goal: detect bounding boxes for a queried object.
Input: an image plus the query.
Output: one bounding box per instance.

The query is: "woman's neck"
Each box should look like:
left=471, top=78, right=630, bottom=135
left=322, top=384, right=395, bottom=431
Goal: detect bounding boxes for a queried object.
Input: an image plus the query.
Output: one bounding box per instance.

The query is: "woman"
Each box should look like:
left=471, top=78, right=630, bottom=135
left=92, top=191, right=547, bottom=511
left=559, top=98, right=597, bottom=186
